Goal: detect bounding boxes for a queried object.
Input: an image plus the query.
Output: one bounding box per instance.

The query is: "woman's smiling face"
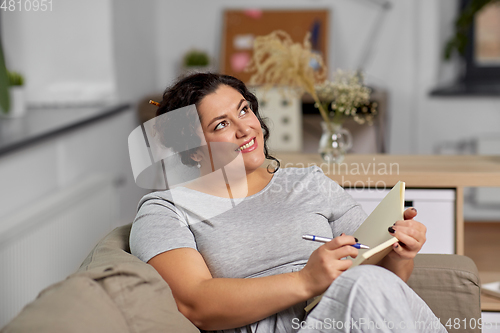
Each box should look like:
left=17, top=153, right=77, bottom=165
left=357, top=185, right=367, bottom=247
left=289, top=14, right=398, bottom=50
left=196, top=84, right=266, bottom=173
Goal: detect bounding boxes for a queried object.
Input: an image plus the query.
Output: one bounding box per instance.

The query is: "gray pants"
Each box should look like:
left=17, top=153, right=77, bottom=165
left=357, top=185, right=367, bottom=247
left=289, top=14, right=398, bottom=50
left=298, top=265, right=447, bottom=333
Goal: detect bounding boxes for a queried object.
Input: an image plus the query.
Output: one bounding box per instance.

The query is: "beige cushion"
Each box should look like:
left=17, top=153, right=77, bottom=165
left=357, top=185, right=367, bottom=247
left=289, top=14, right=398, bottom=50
left=409, top=254, right=481, bottom=333
left=1, top=275, right=129, bottom=333
left=1, top=224, right=199, bottom=333
left=77, top=223, right=200, bottom=333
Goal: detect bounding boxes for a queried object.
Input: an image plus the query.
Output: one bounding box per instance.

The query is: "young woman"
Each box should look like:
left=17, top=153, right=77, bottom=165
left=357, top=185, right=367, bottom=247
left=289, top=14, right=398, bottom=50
left=130, top=73, right=446, bottom=333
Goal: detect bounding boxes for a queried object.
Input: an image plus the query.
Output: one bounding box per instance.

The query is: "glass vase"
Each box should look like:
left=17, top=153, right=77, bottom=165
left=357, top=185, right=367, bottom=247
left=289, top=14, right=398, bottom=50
left=318, top=121, right=353, bottom=163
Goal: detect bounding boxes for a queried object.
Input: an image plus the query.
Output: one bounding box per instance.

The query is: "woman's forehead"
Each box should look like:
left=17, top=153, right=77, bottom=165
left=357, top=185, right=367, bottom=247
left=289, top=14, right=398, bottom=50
left=198, top=85, right=245, bottom=119
left=204, top=85, right=243, bottom=103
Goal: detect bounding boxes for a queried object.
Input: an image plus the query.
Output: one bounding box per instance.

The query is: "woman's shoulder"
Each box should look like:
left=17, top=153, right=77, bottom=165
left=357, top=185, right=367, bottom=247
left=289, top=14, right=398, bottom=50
left=137, top=189, right=184, bottom=209
left=138, top=189, right=172, bottom=202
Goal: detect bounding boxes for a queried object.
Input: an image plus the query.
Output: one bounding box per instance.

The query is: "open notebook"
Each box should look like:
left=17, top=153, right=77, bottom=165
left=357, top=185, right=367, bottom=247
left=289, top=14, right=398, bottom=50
left=305, top=181, right=405, bottom=312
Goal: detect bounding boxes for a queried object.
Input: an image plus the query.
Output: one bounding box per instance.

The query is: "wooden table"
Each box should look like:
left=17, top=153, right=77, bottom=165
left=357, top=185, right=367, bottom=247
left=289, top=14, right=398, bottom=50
left=275, top=153, right=500, bottom=311
left=480, top=272, right=500, bottom=312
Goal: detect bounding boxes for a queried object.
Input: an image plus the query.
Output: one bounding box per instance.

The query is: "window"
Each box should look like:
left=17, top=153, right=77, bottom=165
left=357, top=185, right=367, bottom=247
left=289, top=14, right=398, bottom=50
left=464, top=0, right=500, bottom=84
left=431, top=0, right=500, bottom=96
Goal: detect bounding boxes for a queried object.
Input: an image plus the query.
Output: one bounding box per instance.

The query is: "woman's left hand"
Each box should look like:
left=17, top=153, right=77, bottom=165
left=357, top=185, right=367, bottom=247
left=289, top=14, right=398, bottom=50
left=386, top=207, right=427, bottom=261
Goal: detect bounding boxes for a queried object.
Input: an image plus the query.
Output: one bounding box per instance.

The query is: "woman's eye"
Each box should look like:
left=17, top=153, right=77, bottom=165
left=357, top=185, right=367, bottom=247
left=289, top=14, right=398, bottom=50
left=214, top=105, right=250, bottom=131
left=240, top=105, right=250, bottom=115
left=214, top=121, right=228, bottom=131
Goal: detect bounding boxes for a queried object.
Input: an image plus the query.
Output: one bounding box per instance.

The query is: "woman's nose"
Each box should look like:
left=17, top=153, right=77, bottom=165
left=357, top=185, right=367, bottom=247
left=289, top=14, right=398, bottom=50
left=235, top=120, right=251, bottom=137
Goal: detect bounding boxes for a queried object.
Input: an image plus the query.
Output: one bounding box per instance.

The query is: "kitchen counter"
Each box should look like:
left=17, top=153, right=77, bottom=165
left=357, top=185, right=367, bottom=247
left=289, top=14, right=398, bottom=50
left=0, top=103, right=130, bottom=156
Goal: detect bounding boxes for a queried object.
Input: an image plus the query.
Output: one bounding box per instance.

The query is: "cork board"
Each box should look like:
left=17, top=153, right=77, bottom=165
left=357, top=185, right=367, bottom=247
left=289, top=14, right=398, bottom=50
left=220, top=9, right=329, bottom=83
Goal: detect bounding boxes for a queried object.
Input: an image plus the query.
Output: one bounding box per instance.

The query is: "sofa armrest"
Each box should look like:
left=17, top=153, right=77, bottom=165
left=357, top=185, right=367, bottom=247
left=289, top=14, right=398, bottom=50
left=408, top=254, right=481, bottom=333
left=78, top=224, right=200, bottom=333
left=1, top=224, right=200, bottom=333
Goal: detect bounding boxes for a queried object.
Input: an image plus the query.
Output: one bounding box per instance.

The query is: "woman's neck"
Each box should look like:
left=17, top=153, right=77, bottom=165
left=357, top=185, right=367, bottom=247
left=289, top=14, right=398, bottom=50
left=182, top=167, right=273, bottom=199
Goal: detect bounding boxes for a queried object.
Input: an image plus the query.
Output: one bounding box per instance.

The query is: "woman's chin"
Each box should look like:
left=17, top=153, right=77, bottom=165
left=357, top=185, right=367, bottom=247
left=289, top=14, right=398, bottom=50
left=242, top=152, right=266, bottom=171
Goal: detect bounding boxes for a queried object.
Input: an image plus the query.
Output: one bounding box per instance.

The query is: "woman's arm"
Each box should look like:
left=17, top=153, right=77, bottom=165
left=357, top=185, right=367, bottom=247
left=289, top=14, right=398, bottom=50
left=378, top=251, right=414, bottom=282
left=378, top=208, right=426, bottom=282
left=148, top=235, right=358, bottom=331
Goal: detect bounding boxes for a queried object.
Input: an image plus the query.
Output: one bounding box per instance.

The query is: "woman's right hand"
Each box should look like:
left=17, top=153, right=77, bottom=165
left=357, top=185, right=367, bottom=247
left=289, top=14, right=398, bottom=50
left=298, top=234, right=358, bottom=297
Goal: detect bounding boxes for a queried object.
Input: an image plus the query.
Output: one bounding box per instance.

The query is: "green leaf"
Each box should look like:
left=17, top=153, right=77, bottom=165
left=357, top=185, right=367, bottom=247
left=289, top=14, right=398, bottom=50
left=0, top=37, right=10, bottom=114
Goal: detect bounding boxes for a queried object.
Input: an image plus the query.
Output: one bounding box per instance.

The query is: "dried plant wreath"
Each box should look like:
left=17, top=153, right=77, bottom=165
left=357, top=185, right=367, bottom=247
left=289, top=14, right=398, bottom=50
left=246, top=30, right=332, bottom=131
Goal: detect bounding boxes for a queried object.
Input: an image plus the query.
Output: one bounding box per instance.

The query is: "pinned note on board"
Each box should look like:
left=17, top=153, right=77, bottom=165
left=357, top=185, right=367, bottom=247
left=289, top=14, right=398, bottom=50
left=243, top=9, right=262, bottom=19
left=233, top=34, right=255, bottom=50
left=230, top=52, right=251, bottom=73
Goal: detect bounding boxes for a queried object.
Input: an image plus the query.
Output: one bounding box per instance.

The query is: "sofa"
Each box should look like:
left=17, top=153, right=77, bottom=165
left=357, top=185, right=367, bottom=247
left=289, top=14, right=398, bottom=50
left=1, top=224, right=482, bottom=333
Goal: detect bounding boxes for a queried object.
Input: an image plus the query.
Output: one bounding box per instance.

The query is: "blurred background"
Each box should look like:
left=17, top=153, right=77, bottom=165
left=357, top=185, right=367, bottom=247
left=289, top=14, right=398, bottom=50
left=1, top=0, right=500, bottom=328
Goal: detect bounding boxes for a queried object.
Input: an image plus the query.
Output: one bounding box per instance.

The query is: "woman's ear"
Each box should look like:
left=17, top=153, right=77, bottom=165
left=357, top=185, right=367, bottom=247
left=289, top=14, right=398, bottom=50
left=190, top=151, right=202, bottom=163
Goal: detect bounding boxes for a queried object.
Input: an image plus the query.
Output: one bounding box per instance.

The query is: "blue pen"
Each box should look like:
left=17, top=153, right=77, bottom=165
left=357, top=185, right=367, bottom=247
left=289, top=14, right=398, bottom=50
left=302, top=234, right=370, bottom=249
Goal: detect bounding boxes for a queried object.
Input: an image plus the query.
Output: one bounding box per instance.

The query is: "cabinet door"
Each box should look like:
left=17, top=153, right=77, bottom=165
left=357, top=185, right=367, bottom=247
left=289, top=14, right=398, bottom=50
left=254, top=87, right=303, bottom=152
left=345, top=188, right=456, bottom=254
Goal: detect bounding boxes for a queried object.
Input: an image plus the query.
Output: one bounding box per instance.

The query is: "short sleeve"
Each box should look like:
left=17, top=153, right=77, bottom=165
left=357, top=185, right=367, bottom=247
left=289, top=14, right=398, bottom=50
left=311, top=166, right=368, bottom=236
left=129, top=192, right=197, bottom=263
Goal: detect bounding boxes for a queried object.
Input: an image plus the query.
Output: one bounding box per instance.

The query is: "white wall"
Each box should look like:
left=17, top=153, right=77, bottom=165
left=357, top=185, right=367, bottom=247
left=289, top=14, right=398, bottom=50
left=154, top=0, right=500, bottom=220
left=2, top=0, right=499, bottom=155
left=154, top=0, right=499, bottom=155
left=111, top=0, right=159, bottom=103
left=0, top=0, right=156, bottom=224
left=415, top=1, right=500, bottom=155
left=2, top=0, right=117, bottom=105
left=155, top=0, right=419, bottom=153
left=1, top=0, right=499, bottom=219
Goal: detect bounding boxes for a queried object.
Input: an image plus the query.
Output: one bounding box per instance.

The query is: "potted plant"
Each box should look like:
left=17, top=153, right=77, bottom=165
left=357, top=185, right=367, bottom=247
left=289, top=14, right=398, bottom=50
left=0, top=38, right=10, bottom=116
left=1, top=71, right=26, bottom=118
left=181, top=49, right=212, bottom=75
left=0, top=39, right=26, bottom=118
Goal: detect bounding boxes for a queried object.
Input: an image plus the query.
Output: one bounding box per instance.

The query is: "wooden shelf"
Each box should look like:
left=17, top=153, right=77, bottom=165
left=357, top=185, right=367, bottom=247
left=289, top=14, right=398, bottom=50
left=275, top=153, right=500, bottom=188
left=480, top=272, right=500, bottom=312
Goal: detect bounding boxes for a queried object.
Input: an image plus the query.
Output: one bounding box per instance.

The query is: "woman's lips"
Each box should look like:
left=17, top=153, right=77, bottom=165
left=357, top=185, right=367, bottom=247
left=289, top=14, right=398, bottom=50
left=236, top=137, right=257, bottom=153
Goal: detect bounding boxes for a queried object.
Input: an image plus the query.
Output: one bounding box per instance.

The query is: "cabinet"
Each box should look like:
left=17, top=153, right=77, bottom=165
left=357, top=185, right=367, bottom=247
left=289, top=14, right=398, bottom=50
left=345, top=188, right=455, bottom=254
left=253, top=87, right=303, bottom=152
left=0, top=105, right=146, bottom=327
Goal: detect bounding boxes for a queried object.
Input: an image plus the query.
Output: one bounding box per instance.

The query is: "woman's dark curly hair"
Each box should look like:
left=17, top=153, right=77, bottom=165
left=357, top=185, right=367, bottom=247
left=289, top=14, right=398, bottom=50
left=155, top=72, right=280, bottom=173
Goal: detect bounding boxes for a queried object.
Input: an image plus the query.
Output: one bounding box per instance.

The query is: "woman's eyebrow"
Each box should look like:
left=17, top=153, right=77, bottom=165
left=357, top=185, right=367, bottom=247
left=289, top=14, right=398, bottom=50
left=207, top=114, right=227, bottom=127
left=207, top=99, right=246, bottom=127
left=236, top=98, right=246, bottom=110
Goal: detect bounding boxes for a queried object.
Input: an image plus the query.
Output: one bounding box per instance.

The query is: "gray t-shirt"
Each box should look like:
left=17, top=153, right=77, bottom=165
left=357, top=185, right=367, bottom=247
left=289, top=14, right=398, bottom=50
left=130, top=165, right=367, bottom=332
